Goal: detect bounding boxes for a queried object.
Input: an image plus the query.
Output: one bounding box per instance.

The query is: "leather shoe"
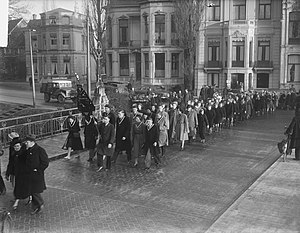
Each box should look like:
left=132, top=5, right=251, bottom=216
left=31, top=205, right=44, bottom=215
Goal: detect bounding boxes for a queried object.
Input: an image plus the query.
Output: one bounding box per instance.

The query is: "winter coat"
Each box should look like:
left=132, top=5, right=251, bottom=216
left=286, top=115, right=300, bottom=149
left=115, top=116, right=131, bottom=151
left=83, top=116, right=98, bottom=149
left=26, top=143, right=49, bottom=194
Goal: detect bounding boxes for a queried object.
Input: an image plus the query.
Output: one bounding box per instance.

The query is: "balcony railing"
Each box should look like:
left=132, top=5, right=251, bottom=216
left=254, top=60, right=273, bottom=68
left=205, top=61, right=223, bottom=68
left=232, top=61, right=244, bottom=67
left=119, top=41, right=129, bottom=47
left=155, top=38, right=165, bottom=45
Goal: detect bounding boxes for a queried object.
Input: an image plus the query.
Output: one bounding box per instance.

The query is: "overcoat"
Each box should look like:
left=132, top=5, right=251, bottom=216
left=155, top=111, right=169, bottom=147
left=83, top=116, right=98, bottom=149
left=168, top=108, right=179, bottom=139
left=65, top=116, right=83, bottom=150
left=286, top=115, right=300, bottom=149
left=97, top=122, right=115, bottom=156
left=12, top=146, right=31, bottom=199
left=131, top=122, right=146, bottom=159
left=26, top=143, right=49, bottom=194
left=115, top=116, right=131, bottom=151
left=175, top=113, right=189, bottom=141
left=187, top=109, right=198, bottom=137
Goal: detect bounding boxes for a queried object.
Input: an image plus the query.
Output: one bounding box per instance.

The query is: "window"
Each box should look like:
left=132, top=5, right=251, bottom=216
left=289, top=12, right=300, bottom=44
left=233, top=0, right=246, bottom=20
left=63, top=57, right=70, bottom=75
left=232, top=41, right=244, bottom=67
left=259, top=0, right=271, bottom=19
left=258, top=40, right=270, bottom=61
left=49, top=16, right=57, bottom=25
left=171, top=53, right=179, bottom=77
left=62, top=33, right=70, bottom=46
left=51, top=56, right=58, bottom=75
left=155, top=14, right=165, bottom=45
left=33, top=58, right=38, bottom=74
left=107, top=17, right=112, bottom=47
left=208, top=0, right=220, bottom=21
left=119, top=19, right=128, bottom=47
left=288, top=55, right=300, bottom=82
left=155, top=53, right=165, bottom=77
left=62, top=16, right=70, bottom=25
left=208, top=73, right=219, bottom=87
left=257, top=73, right=269, bottom=88
left=50, top=33, right=57, bottom=46
left=171, top=15, right=179, bottom=45
left=143, top=14, right=149, bottom=46
left=31, top=35, right=38, bottom=51
left=119, top=54, right=129, bottom=76
left=107, top=54, right=112, bottom=76
left=144, top=53, right=149, bottom=77
left=208, top=41, right=220, bottom=61
left=81, top=35, right=85, bottom=51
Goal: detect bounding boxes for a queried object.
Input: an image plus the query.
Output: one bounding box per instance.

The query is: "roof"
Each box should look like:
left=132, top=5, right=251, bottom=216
left=40, top=8, right=74, bottom=15
left=27, top=19, right=42, bottom=29
left=8, top=18, right=24, bottom=34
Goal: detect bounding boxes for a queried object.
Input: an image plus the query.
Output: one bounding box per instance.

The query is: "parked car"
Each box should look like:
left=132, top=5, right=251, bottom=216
left=40, top=79, right=77, bottom=103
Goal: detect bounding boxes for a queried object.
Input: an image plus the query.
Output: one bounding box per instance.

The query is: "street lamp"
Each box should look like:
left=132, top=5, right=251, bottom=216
left=29, top=29, right=36, bottom=108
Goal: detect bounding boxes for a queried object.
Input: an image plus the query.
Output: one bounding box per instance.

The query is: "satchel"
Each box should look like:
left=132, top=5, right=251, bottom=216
left=62, top=137, right=68, bottom=150
left=277, top=139, right=287, bottom=154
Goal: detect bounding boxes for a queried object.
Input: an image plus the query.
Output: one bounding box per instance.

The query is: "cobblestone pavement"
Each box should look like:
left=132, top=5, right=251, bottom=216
left=1, top=110, right=292, bottom=233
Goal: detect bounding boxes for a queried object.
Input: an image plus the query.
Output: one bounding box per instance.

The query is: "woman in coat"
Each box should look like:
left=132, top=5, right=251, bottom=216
left=112, top=109, right=132, bottom=163
left=155, top=104, right=169, bottom=157
left=6, top=139, right=31, bottom=210
left=187, top=105, right=198, bottom=141
left=175, top=108, right=189, bottom=150
left=64, top=112, right=83, bottom=160
left=82, top=112, right=99, bottom=162
left=285, top=105, right=300, bottom=160
left=197, top=108, right=209, bottom=143
left=131, top=115, right=146, bottom=167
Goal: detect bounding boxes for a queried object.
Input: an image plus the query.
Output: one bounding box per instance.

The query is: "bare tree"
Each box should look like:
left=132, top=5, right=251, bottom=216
left=173, top=0, right=205, bottom=90
left=83, top=0, right=110, bottom=81
left=9, top=0, right=30, bottom=20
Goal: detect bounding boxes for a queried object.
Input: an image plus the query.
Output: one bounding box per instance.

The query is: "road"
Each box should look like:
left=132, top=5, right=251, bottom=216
left=0, top=110, right=292, bottom=233
left=0, top=82, right=73, bottom=109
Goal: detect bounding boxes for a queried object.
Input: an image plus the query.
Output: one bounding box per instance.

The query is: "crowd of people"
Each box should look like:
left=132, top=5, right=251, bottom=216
left=0, top=133, right=49, bottom=215
left=62, top=87, right=288, bottom=173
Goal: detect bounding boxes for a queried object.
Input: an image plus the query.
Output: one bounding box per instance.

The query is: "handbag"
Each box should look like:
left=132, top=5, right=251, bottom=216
left=62, top=137, right=68, bottom=150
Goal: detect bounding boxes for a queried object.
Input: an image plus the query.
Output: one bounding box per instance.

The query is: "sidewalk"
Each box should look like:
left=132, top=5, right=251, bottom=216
left=206, top=153, right=300, bottom=233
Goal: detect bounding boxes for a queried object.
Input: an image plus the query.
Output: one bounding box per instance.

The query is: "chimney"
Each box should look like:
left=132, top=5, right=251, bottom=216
left=33, top=14, right=37, bottom=20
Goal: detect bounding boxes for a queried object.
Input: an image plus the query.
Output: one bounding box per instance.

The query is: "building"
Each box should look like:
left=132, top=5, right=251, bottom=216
left=0, top=18, right=27, bottom=81
left=280, top=0, right=300, bottom=91
left=195, top=0, right=283, bottom=95
left=106, top=0, right=184, bottom=88
left=25, top=8, right=96, bottom=84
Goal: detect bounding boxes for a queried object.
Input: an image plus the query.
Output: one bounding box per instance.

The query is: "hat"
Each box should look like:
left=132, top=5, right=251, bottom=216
left=12, top=139, right=22, bottom=146
left=24, top=134, right=36, bottom=142
left=172, top=101, right=178, bottom=105
left=8, top=132, right=19, bottom=140
left=132, top=104, right=138, bottom=109
left=104, top=104, right=111, bottom=109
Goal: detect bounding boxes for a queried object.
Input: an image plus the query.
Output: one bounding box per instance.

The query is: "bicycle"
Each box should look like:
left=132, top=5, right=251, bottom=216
left=0, top=208, right=12, bottom=233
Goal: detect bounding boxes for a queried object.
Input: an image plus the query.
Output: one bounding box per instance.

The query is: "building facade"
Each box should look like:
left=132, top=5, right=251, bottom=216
left=25, top=8, right=96, bottom=83
left=106, top=0, right=184, bottom=87
left=0, top=18, right=27, bottom=81
left=195, top=0, right=283, bottom=94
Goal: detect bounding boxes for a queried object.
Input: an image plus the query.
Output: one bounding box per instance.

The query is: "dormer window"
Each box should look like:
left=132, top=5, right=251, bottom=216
left=49, top=16, right=57, bottom=25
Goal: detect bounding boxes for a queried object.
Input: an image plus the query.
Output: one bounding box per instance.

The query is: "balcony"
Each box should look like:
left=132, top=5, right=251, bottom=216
left=129, top=40, right=141, bottom=48
left=204, top=61, right=223, bottom=72
left=253, top=61, right=273, bottom=72
left=155, top=38, right=165, bottom=45
left=143, top=40, right=149, bottom=46
left=232, top=61, right=244, bottom=67
left=119, top=41, right=129, bottom=47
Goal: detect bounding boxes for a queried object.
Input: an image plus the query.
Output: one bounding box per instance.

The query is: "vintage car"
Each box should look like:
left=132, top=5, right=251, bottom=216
left=40, top=78, right=77, bottom=103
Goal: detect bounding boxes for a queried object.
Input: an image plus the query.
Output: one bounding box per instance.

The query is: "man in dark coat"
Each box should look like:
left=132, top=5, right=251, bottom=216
left=96, top=112, right=115, bottom=171
left=285, top=105, right=300, bottom=160
left=0, top=143, right=5, bottom=195
left=112, top=110, right=132, bottom=163
left=24, top=135, right=49, bottom=215
left=144, top=117, right=161, bottom=169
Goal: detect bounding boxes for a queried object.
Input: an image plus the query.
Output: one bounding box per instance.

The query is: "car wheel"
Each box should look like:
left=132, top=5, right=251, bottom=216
left=57, top=94, right=65, bottom=103
left=44, top=93, right=50, bottom=102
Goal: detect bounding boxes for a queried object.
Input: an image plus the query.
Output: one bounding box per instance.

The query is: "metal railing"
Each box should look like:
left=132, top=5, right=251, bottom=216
left=0, top=105, right=101, bottom=147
